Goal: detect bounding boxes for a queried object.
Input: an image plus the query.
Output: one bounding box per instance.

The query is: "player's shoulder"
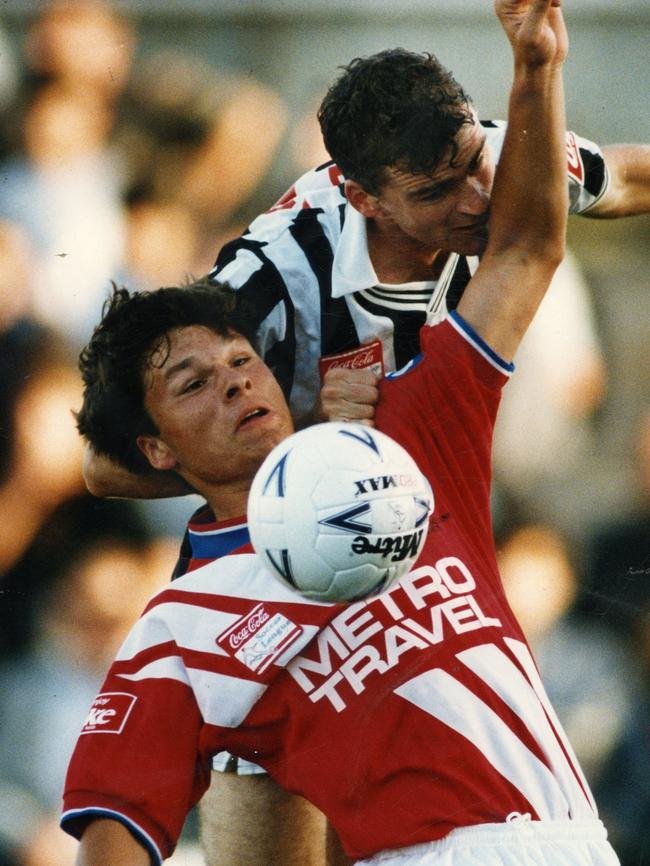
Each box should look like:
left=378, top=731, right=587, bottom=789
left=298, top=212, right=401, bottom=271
left=229, top=163, right=345, bottom=244
left=386, top=315, right=513, bottom=392
left=214, top=165, right=347, bottom=286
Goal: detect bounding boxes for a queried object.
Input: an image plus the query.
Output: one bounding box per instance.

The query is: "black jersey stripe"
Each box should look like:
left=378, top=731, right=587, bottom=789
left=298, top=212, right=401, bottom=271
left=353, top=292, right=426, bottom=369
left=215, top=236, right=298, bottom=402
left=580, top=146, right=607, bottom=200
left=446, top=255, right=472, bottom=311
left=289, top=207, right=360, bottom=358
left=365, top=287, right=433, bottom=306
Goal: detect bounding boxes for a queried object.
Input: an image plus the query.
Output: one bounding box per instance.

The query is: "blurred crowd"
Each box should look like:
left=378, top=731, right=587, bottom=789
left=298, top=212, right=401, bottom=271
left=0, top=3, right=648, bottom=866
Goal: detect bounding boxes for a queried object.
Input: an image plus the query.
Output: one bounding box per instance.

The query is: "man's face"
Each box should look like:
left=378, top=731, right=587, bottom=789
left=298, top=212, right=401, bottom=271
left=138, top=325, right=293, bottom=495
left=374, top=115, right=495, bottom=256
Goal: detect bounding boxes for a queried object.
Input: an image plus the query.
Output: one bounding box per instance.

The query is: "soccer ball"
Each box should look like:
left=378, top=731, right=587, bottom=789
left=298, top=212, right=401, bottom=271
left=247, top=422, right=433, bottom=602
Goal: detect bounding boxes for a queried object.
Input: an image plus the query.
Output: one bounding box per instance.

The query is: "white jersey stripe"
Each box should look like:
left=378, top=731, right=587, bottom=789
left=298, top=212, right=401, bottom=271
left=119, top=604, right=234, bottom=659
left=505, top=637, right=598, bottom=813
left=457, top=642, right=595, bottom=819
left=189, top=669, right=267, bottom=728
left=116, top=657, right=268, bottom=728
left=117, top=656, right=191, bottom=686
left=395, top=668, right=569, bottom=820
left=214, top=247, right=263, bottom=288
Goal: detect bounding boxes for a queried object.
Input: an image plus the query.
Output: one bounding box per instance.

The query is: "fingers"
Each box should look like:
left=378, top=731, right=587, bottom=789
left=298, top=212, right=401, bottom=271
left=319, top=367, right=380, bottom=425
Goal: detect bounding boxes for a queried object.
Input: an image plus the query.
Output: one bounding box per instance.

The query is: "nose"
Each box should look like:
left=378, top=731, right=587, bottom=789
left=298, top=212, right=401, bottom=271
left=458, top=175, right=491, bottom=216
left=224, top=367, right=252, bottom=400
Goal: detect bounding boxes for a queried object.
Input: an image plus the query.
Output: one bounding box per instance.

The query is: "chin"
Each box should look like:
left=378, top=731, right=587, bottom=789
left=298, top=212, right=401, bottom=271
left=452, top=234, right=488, bottom=257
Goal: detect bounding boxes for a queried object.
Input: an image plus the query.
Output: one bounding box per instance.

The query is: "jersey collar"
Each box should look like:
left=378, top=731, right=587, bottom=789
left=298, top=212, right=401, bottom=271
left=187, top=506, right=250, bottom=560
left=331, top=202, right=378, bottom=298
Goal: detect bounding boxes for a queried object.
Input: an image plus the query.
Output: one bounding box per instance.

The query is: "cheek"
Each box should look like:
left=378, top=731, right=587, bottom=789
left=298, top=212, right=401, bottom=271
left=414, top=203, right=449, bottom=232
left=479, top=162, right=496, bottom=192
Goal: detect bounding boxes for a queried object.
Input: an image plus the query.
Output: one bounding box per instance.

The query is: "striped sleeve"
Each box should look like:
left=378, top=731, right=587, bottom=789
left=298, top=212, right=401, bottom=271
left=482, top=120, right=609, bottom=215
left=211, top=189, right=354, bottom=421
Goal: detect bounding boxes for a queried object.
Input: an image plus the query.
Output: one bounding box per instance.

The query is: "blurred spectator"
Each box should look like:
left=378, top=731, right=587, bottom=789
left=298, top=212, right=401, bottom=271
left=22, top=0, right=135, bottom=106
left=0, top=220, right=35, bottom=330
left=582, top=408, right=650, bottom=635
left=122, top=198, right=206, bottom=291
left=594, top=611, right=650, bottom=866
left=116, top=48, right=288, bottom=240
left=287, top=98, right=330, bottom=177
left=0, top=0, right=289, bottom=340
left=0, top=18, right=19, bottom=159
left=492, top=249, right=606, bottom=531
left=0, top=80, right=125, bottom=347
left=0, top=333, right=85, bottom=583
left=0, top=504, right=176, bottom=866
left=0, top=219, right=41, bottom=478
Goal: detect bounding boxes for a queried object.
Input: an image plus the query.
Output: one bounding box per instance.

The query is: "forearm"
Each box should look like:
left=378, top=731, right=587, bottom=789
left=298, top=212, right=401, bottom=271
left=489, top=64, right=567, bottom=263
left=76, top=819, right=151, bottom=866
left=83, top=446, right=192, bottom=499
left=588, top=143, right=650, bottom=218
left=458, top=0, right=568, bottom=360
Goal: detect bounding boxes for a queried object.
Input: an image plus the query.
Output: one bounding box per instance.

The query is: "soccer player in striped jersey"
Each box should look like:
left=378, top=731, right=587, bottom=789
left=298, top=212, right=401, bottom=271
left=62, top=2, right=621, bottom=863
left=81, top=2, right=650, bottom=501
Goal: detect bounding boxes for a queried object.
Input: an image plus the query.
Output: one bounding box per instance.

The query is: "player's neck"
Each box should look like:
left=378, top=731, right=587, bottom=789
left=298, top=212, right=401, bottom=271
left=200, top=485, right=249, bottom=524
left=366, top=220, right=448, bottom=284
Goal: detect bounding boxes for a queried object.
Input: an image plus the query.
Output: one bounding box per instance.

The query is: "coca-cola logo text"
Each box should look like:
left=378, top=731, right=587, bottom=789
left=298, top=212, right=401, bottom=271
left=229, top=608, right=270, bottom=648
left=328, top=348, right=377, bottom=370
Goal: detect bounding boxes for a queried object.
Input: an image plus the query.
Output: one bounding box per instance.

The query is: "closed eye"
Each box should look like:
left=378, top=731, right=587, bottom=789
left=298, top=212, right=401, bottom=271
left=412, top=181, right=454, bottom=203
left=181, top=378, right=206, bottom=394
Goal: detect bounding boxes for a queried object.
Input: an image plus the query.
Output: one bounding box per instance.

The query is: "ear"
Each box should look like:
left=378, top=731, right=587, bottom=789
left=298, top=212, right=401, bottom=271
left=345, top=179, right=382, bottom=219
left=136, top=434, right=178, bottom=472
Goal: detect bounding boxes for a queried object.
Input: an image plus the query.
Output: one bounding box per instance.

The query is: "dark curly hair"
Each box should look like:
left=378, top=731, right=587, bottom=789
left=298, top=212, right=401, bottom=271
left=76, top=277, right=258, bottom=474
left=318, top=48, right=474, bottom=195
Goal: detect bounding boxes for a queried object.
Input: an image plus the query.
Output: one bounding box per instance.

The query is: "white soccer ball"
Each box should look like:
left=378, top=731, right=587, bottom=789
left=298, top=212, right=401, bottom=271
left=247, top=422, right=433, bottom=602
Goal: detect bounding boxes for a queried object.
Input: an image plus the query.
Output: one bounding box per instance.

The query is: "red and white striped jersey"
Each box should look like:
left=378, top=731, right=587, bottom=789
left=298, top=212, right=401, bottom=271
left=62, top=315, right=596, bottom=864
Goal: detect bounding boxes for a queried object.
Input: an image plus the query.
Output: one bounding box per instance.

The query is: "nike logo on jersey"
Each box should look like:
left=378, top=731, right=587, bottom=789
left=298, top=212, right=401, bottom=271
left=80, top=693, right=137, bottom=735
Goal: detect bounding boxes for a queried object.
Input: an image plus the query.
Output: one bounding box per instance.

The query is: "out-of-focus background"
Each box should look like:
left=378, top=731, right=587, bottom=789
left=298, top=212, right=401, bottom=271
left=0, top=2, right=648, bottom=865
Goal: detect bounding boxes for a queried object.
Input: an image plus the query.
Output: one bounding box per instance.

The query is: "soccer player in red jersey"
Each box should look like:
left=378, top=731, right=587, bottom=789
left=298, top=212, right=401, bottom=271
left=62, top=1, right=620, bottom=864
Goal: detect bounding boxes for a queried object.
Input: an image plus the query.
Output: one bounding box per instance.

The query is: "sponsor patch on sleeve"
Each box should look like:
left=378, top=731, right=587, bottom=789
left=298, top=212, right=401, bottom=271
left=566, top=131, right=585, bottom=183
left=319, top=339, right=385, bottom=382
left=217, top=602, right=303, bottom=674
left=80, top=692, right=137, bottom=735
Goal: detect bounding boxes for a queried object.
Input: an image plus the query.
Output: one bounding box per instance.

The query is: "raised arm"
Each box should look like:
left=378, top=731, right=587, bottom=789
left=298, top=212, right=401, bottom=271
left=457, top=0, right=568, bottom=361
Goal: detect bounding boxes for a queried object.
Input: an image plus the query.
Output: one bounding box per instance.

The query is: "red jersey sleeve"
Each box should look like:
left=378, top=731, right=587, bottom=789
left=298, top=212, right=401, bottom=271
left=61, top=641, right=210, bottom=863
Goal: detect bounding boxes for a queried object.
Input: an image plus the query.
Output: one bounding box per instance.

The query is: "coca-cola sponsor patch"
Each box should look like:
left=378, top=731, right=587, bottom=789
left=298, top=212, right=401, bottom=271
left=80, top=692, right=137, bottom=735
left=319, top=339, right=384, bottom=382
left=217, top=603, right=303, bottom=674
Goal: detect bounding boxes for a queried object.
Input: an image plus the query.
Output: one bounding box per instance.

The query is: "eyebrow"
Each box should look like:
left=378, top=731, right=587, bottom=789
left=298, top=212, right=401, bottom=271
left=408, top=138, right=487, bottom=201
left=163, top=355, right=200, bottom=383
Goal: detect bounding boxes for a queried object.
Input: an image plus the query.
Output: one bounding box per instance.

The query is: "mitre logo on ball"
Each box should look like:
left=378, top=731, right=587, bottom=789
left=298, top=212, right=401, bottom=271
left=247, top=423, right=433, bottom=602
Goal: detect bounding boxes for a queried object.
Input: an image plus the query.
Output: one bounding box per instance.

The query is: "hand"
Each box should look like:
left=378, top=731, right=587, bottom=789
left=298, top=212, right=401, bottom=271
left=318, top=367, right=380, bottom=427
left=495, top=0, right=568, bottom=68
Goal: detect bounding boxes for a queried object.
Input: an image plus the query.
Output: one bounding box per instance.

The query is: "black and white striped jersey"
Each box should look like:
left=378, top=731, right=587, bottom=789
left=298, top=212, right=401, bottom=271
left=212, top=120, right=608, bottom=423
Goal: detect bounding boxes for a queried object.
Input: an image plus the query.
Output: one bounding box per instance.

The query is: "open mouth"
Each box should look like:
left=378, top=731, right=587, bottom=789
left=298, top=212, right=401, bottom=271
left=238, top=408, right=269, bottom=429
